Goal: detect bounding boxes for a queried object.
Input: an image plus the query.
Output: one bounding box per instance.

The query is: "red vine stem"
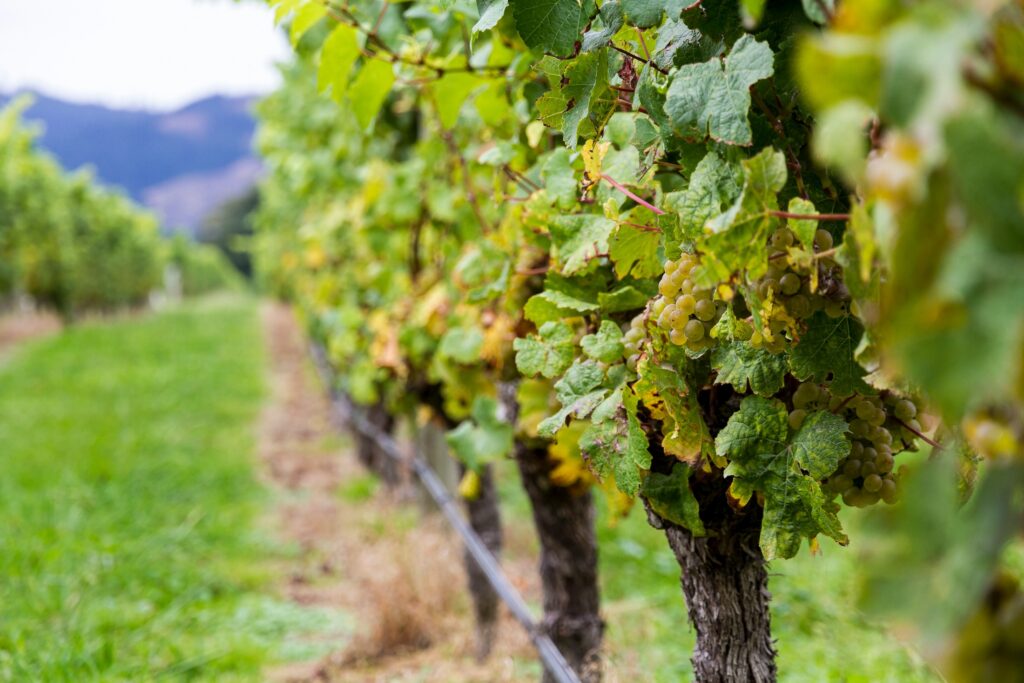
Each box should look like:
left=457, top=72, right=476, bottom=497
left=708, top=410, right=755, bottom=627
left=892, top=417, right=943, bottom=451
left=600, top=174, right=665, bottom=215
left=770, top=211, right=850, bottom=221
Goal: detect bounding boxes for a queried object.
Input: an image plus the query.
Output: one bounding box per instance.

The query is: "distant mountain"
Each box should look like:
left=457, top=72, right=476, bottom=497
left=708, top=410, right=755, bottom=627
left=0, top=91, right=262, bottom=233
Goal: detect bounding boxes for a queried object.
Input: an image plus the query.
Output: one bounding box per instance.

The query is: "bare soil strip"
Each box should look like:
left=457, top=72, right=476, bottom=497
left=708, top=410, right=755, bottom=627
left=260, top=303, right=538, bottom=682
left=0, top=310, right=61, bottom=360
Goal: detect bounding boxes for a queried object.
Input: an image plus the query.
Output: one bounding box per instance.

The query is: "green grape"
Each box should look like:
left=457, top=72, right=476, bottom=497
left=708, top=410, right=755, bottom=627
left=669, top=328, right=687, bottom=345
left=759, top=278, right=779, bottom=298
left=842, top=488, right=860, bottom=506
left=814, top=228, right=834, bottom=251
left=850, top=419, right=869, bottom=438
left=695, top=299, right=716, bottom=322
left=779, top=273, right=801, bottom=295
left=824, top=300, right=846, bottom=318
left=788, top=409, right=807, bottom=430
left=850, top=440, right=864, bottom=458
left=831, top=474, right=853, bottom=492
left=677, top=294, right=696, bottom=315
left=667, top=308, right=686, bottom=329
left=894, top=399, right=917, bottom=421
left=843, top=459, right=862, bottom=477
left=862, top=446, right=878, bottom=461
left=771, top=227, right=795, bottom=248
left=683, top=319, right=705, bottom=342
left=855, top=401, right=875, bottom=421
left=792, top=382, right=819, bottom=408
left=880, top=478, right=898, bottom=504
left=787, top=294, right=811, bottom=318
left=863, top=474, right=883, bottom=493
left=860, top=461, right=878, bottom=476
left=876, top=453, right=894, bottom=474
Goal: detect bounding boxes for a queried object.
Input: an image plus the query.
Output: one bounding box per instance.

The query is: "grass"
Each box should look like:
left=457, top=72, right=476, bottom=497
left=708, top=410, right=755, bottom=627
left=495, top=460, right=939, bottom=682
left=0, top=297, right=340, bottom=682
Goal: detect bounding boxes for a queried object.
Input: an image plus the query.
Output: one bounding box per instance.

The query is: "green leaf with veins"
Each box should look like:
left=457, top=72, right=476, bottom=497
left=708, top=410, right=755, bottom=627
left=717, top=396, right=850, bottom=559
left=580, top=388, right=652, bottom=495
left=712, top=308, right=787, bottom=396
left=438, top=326, right=484, bottom=364
left=473, top=0, right=509, bottom=34
left=641, top=465, right=706, bottom=535
left=510, top=0, right=583, bottom=57
left=524, top=289, right=599, bottom=324
left=665, top=34, right=774, bottom=146
left=447, top=396, right=514, bottom=470
left=318, top=24, right=359, bottom=101
left=692, top=147, right=786, bottom=287
left=581, top=320, right=625, bottom=363
left=634, top=358, right=716, bottom=464
left=549, top=214, right=616, bottom=275
left=514, top=321, right=575, bottom=378
left=581, top=0, right=622, bottom=52
left=789, top=312, right=870, bottom=396
left=609, top=222, right=662, bottom=279
left=348, top=60, right=396, bottom=129
left=538, top=361, right=611, bottom=437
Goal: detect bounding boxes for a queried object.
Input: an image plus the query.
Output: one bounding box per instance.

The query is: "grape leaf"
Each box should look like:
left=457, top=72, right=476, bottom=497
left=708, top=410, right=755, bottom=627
left=318, top=24, right=360, bottom=101
left=434, top=73, right=488, bottom=129
left=634, top=359, right=715, bottom=464
left=438, top=326, right=484, bottom=364
left=348, top=60, right=395, bottom=128
left=598, top=284, right=653, bottom=312
left=609, top=222, right=662, bottom=278
left=514, top=320, right=575, bottom=378
left=789, top=311, right=870, bottom=396
left=665, top=34, right=774, bottom=146
left=447, top=396, right=515, bottom=469
left=712, top=339, right=787, bottom=397
left=510, top=0, right=582, bottom=57
left=538, top=361, right=610, bottom=437
left=717, top=396, right=850, bottom=559
left=692, top=148, right=786, bottom=287
left=474, top=0, right=509, bottom=34
left=581, top=0, right=622, bottom=52
left=541, top=148, right=578, bottom=209
left=524, top=289, right=599, bottom=324
left=581, top=320, right=625, bottom=362
left=289, top=1, right=326, bottom=46
left=620, top=0, right=673, bottom=28
left=580, top=388, right=652, bottom=495
left=549, top=214, right=616, bottom=274
left=641, top=464, right=706, bottom=534
left=535, top=51, right=609, bottom=149
left=664, top=150, right=743, bottom=249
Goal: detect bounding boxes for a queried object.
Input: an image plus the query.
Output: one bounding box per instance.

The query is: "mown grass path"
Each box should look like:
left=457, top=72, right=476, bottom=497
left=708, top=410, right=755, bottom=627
left=0, top=297, right=331, bottom=682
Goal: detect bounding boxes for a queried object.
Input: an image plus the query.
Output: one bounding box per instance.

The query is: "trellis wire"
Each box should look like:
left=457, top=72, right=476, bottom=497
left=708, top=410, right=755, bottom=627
left=309, top=342, right=581, bottom=683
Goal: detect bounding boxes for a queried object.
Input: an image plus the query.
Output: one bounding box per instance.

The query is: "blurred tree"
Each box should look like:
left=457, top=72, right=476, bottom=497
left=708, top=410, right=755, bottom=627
left=198, top=187, right=258, bottom=278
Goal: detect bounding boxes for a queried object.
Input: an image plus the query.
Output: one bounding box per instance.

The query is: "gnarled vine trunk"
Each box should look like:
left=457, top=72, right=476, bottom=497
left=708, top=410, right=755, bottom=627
left=458, top=461, right=503, bottom=660
left=354, top=401, right=400, bottom=487
left=644, top=470, right=776, bottom=683
left=501, top=384, right=604, bottom=681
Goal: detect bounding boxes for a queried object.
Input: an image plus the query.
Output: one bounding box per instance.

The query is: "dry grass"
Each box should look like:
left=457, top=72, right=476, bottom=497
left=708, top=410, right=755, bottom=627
left=260, top=303, right=539, bottom=683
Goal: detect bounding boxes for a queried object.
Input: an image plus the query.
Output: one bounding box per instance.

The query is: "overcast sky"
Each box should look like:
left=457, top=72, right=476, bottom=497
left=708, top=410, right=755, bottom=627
left=0, top=0, right=290, bottom=110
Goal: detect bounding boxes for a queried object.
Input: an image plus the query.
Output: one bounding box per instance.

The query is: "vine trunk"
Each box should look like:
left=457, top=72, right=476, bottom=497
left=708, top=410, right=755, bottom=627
left=645, top=485, right=776, bottom=683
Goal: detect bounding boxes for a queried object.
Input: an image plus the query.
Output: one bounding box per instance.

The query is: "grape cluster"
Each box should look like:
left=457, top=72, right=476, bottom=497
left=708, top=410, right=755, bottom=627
left=652, top=254, right=725, bottom=354
left=623, top=314, right=645, bottom=371
left=788, top=382, right=922, bottom=507
left=749, top=227, right=848, bottom=353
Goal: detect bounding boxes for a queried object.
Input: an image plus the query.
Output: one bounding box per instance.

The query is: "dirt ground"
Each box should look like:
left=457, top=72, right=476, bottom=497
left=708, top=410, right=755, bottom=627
left=0, top=309, right=61, bottom=359
left=259, top=303, right=541, bottom=682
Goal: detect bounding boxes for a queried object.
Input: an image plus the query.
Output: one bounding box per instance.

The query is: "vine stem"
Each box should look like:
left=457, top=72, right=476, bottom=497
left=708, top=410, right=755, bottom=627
left=893, top=417, right=943, bottom=451
left=600, top=174, right=665, bottom=215
left=770, top=211, right=850, bottom=221
left=610, top=45, right=669, bottom=76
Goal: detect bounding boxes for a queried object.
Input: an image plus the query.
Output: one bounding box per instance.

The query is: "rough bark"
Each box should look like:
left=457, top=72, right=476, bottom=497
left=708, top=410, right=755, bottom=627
left=500, top=382, right=603, bottom=681
left=515, top=440, right=604, bottom=682
left=645, top=490, right=776, bottom=683
left=459, top=461, right=503, bottom=660
left=354, top=402, right=400, bottom=487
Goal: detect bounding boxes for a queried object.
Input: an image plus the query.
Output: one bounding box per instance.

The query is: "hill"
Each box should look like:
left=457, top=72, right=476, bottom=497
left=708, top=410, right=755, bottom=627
left=0, top=91, right=261, bottom=233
